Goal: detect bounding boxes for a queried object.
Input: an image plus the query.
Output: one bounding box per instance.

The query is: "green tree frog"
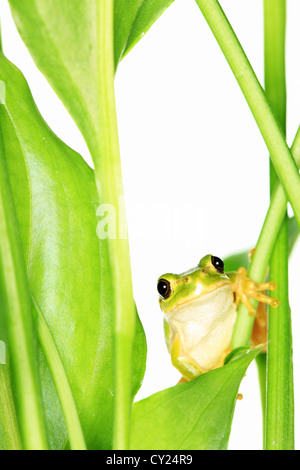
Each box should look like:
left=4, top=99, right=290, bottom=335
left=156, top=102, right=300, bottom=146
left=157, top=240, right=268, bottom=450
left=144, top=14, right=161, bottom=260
left=157, top=254, right=279, bottom=381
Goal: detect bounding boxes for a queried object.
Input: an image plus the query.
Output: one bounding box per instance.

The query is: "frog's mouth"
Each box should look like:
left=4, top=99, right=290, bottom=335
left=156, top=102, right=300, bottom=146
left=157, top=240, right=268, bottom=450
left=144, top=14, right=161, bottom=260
left=165, top=285, right=234, bottom=321
left=161, top=279, right=231, bottom=315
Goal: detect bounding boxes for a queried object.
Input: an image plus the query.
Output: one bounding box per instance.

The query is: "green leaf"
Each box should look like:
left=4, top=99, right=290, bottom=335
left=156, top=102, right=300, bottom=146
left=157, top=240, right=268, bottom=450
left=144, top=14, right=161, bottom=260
left=34, top=300, right=86, bottom=450
left=8, top=0, right=175, bottom=159
left=0, top=52, right=146, bottom=449
left=130, top=346, right=261, bottom=450
left=7, top=0, right=166, bottom=449
left=115, top=0, right=176, bottom=65
left=0, top=114, right=48, bottom=449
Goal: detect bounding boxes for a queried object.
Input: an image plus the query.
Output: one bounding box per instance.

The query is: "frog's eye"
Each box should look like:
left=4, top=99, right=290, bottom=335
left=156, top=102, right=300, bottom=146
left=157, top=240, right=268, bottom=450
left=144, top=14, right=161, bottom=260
left=157, top=279, right=171, bottom=299
left=211, top=256, right=224, bottom=273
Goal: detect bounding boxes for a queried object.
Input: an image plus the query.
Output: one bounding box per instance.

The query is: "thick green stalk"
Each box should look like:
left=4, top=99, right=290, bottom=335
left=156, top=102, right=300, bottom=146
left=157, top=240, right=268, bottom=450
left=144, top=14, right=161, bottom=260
left=264, top=0, right=286, bottom=185
left=95, top=0, right=136, bottom=449
left=0, top=130, right=48, bottom=449
left=33, top=298, right=86, bottom=450
left=255, top=353, right=266, bottom=433
left=265, top=223, right=293, bottom=449
left=194, top=0, right=300, bottom=228
left=264, top=0, right=294, bottom=449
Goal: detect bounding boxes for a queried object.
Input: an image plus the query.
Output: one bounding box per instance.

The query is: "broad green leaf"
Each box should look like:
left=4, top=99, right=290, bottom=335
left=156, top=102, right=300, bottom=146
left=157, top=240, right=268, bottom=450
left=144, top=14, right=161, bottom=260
left=114, top=0, right=176, bottom=65
left=130, top=346, right=261, bottom=450
left=0, top=117, right=48, bottom=448
left=0, top=52, right=146, bottom=450
left=7, top=0, right=173, bottom=447
left=8, top=0, right=175, bottom=159
left=114, top=0, right=145, bottom=66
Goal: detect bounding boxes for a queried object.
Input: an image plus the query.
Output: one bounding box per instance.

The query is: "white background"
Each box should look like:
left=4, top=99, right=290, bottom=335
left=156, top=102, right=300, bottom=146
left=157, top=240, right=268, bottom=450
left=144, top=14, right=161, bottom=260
left=1, top=0, right=300, bottom=450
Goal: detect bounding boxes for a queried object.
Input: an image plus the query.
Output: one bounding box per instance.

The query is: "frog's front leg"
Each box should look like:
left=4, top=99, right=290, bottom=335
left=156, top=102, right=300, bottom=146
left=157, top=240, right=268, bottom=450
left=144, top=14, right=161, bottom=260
left=228, top=267, right=279, bottom=316
left=170, top=334, right=205, bottom=382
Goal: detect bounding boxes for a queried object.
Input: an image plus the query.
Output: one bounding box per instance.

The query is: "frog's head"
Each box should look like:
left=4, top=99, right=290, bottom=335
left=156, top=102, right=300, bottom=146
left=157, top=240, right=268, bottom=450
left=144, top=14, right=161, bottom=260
left=157, top=255, right=230, bottom=314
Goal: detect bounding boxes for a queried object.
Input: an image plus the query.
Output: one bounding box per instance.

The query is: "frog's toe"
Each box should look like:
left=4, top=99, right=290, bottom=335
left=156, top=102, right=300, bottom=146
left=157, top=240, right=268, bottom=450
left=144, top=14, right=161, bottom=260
left=255, top=281, right=277, bottom=291
left=240, top=292, right=256, bottom=316
left=237, top=266, right=247, bottom=276
left=234, top=270, right=279, bottom=315
left=250, top=291, right=279, bottom=309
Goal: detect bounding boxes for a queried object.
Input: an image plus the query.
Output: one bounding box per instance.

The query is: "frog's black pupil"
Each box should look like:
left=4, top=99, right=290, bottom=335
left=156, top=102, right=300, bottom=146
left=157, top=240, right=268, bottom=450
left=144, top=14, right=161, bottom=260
left=157, top=279, right=171, bottom=299
left=211, top=255, right=224, bottom=273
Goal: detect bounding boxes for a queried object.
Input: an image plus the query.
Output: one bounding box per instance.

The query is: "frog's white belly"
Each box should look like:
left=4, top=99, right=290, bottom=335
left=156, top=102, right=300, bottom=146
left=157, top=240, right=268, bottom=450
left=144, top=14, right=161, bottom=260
left=165, top=285, right=237, bottom=373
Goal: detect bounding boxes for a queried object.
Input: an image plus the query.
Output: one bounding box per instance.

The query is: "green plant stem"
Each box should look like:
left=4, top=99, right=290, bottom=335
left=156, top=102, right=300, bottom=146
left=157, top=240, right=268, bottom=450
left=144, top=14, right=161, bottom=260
left=264, top=0, right=294, bottom=449
left=231, top=127, right=300, bottom=346
left=33, top=298, right=86, bottom=450
left=255, top=353, right=266, bottom=433
left=264, top=0, right=286, bottom=186
left=0, top=366, right=22, bottom=449
left=95, top=0, right=136, bottom=449
left=265, top=223, right=294, bottom=448
left=194, top=0, right=300, bottom=228
left=0, top=131, right=48, bottom=449
left=195, top=4, right=296, bottom=445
